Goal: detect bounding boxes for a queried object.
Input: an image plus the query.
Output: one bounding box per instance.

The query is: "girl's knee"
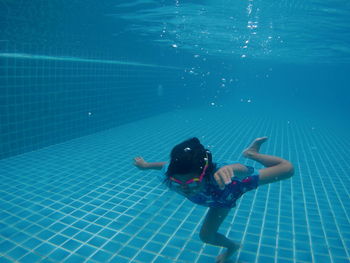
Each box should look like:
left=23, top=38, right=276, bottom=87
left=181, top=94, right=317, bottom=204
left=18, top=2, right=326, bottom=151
left=199, top=231, right=213, bottom=243
left=283, top=161, right=294, bottom=177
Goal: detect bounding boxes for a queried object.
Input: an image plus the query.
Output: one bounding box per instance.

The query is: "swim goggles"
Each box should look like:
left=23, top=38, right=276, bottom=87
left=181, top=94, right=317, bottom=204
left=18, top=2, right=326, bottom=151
left=169, top=152, right=209, bottom=185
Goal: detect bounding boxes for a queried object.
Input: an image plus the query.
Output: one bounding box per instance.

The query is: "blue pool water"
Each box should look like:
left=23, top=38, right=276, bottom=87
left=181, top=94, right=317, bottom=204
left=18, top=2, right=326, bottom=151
left=0, top=1, right=350, bottom=263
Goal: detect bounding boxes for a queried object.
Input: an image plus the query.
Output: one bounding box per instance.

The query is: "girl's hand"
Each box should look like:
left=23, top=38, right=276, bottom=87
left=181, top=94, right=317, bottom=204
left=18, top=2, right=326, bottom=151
left=133, top=156, right=148, bottom=170
left=214, top=165, right=234, bottom=190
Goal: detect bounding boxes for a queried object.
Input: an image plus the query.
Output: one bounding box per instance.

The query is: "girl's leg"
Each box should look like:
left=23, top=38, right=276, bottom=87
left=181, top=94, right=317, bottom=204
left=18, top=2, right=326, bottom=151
left=243, top=137, right=294, bottom=185
left=200, top=207, right=240, bottom=263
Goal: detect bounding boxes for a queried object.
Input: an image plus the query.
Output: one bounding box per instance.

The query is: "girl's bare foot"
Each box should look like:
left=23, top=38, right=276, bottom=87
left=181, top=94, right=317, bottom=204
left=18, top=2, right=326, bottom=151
left=243, top=137, right=268, bottom=158
left=215, top=243, right=241, bottom=263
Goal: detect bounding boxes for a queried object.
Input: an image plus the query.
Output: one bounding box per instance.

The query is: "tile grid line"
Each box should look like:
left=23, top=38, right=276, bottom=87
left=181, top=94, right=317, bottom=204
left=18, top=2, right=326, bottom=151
left=2, top=162, right=175, bottom=262
left=273, top=120, right=283, bottom=263
left=264, top=116, right=283, bottom=261
left=290, top=122, right=298, bottom=263
left=302, top=121, right=350, bottom=260
left=84, top=180, right=187, bottom=261
left=1, top=175, right=134, bottom=261
left=294, top=122, right=334, bottom=262
left=114, top=196, right=190, bottom=263
left=303, top=123, right=350, bottom=260
left=319, top=126, right=350, bottom=210
left=282, top=117, right=295, bottom=262
left=293, top=122, right=315, bottom=262
left=66, top=180, right=185, bottom=262
left=141, top=202, right=198, bottom=263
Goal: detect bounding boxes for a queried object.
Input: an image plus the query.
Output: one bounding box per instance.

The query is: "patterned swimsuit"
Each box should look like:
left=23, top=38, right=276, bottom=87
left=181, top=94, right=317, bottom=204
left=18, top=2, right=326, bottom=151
left=162, top=162, right=259, bottom=208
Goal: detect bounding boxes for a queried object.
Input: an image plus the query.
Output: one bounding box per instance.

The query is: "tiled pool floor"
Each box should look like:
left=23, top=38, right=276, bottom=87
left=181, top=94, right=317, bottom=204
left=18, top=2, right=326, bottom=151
left=1, top=106, right=349, bottom=263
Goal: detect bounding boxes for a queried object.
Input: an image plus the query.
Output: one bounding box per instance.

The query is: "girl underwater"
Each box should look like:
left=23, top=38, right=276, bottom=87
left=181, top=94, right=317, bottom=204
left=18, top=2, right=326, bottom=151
left=133, top=137, right=294, bottom=263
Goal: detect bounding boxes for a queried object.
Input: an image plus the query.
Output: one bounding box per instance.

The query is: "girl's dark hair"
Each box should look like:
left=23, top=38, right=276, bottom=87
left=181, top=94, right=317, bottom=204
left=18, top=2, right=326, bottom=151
left=162, top=137, right=216, bottom=188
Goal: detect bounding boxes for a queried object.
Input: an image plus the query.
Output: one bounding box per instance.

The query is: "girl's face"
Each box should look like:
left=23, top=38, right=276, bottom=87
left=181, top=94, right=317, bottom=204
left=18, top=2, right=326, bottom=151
left=172, top=173, right=205, bottom=195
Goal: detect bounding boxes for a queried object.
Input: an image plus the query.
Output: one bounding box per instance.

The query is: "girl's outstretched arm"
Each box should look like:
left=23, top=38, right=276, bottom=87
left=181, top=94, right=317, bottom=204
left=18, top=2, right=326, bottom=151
left=133, top=156, right=166, bottom=170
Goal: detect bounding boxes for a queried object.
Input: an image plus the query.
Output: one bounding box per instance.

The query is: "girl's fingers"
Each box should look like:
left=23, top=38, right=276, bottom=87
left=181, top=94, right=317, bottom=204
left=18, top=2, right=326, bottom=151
left=221, top=168, right=231, bottom=184
left=214, top=172, right=225, bottom=189
left=225, top=169, right=232, bottom=184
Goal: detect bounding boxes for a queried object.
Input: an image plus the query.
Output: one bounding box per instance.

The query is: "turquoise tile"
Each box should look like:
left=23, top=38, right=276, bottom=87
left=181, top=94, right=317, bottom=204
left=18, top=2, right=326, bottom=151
left=330, top=246, right=348, bottom=258
left=37, top=230, right=55, bottom=240
left=168, top=237, right=187, bottom=248
left=128, top=237, right=148, bottom=248
left=20, top=252, right=42, bottom=263
left=260, top=245, right=276, bottom=256
left=257, top=254, right=275, bottom=263
left=136, top=250, right=157, bottom=262
left=49, top=234, right=68, bottom=246
left=0, top=240, right=16, bottom=253
left=75, top=244, right=97, bottom=257
left=74, top=231, right=93, bottom=242
left=278, top=238, right=293, bottom=249
left=118, top=246, right=139, bottom=258
left=99, top=228, right=116, bottom=239
left=102, top=241, right=123, bottom=254
left=144, top=242, right=163, bottom=252
left=152, top=233, right=170, bottom=243
left=49, top=223, right=67, bottom=232
left=0, top=256, right=13, bottom=263
left=328, top=238, right=346, bottom=248
left=295, top=241, right=310, bottom=251
left=137, top=229, right=154, bottom=239
left=27, top=214, right=42, bottom=222
left=36, top=218, right=55, bottom=227
left=95, top=217, right=112, bottom=226
left=85, top=224, right=102, bottom=233
left=277, top=248, right=293, bottom=259
left=22, top=238, right=42, bottom=249
left=13, top=221, right=30, bottom=229
left=61, top=227, right=80, bottom=236
left=61, top=239, right=82, bottom=251
left=24, top=225, right=42, bottom=235
left=63, top=254, right=86, bottom=263
left=332, top=257, right=350, bottom=263
left=90, top=250, right=114, bottom=262
left=47, top=248, right=70, bottom=261
left=313, top=253, right=331, bottom=262
left=109, top=255, right=132, bottom=263
left=238, top=251, right=258, bottom=262
left=295, top=250, right=313, bottom=262
left=112, top=233, right=132, bottom=243
left=179, top=249, right=200, bottom=262
left=159, top=246, right=179, bottom=258
left=34, top=242, right=56, bottom=256
left=1, top=227, right=18, bottom=238
left=261, top=236, right=276, bottom=246
left=87, top=236, right=108, bottom=247
left=276, top=257, right=294, bottom=263
left=72, top=220, right=89, bottom=229
left=197, top=254, right=215, bottom=262
left=241, top=242, right=258, bottom=253
left=7, top=246, right=29, bottom=259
